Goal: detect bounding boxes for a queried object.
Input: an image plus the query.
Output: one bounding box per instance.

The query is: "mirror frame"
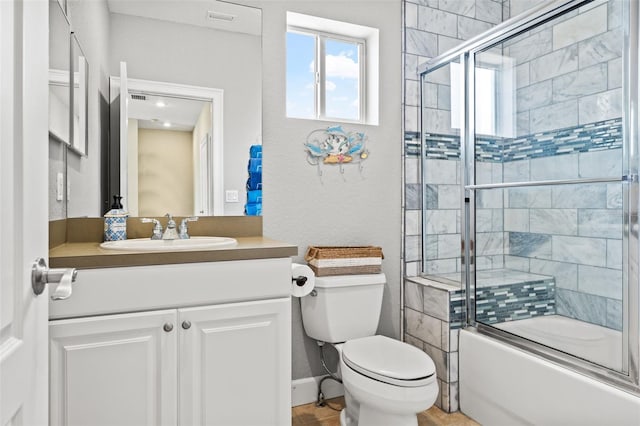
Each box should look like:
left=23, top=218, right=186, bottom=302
left=109, top=77, right=225, bottom=215
left=70, top=32, right=88, bottom=156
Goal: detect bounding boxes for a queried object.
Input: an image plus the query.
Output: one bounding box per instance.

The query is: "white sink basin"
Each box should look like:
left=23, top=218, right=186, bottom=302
left=100, top=236, right=237, bottom=252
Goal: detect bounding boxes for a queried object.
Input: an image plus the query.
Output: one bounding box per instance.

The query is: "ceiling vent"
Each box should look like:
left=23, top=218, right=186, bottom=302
left=207, top=10, right=236, bottom=22
left=130, top=94, right=147, bottom=101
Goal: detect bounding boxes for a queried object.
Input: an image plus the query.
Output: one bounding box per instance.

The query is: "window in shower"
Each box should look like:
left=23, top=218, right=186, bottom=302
left=469, top=0, right=626, bottom=374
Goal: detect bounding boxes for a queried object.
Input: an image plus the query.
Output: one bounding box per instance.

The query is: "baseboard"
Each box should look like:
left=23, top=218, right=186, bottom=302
left=291, top=375, right=344, bottom=407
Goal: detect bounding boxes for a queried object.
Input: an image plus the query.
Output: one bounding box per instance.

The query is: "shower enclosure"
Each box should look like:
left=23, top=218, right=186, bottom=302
left=419, top=0, right=640, bottom=400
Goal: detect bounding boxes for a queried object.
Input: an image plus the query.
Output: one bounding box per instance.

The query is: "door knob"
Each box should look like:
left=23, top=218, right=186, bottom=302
left=31, top=257, right=77, bottom=300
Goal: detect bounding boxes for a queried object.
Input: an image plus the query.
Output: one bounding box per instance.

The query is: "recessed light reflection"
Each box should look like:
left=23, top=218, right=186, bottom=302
left=155, top=100, right=167, bottom=107
left=163, top=122, right=172, bottom=127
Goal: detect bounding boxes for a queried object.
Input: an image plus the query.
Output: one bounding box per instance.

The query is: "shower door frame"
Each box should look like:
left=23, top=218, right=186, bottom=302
left=419, top=0, right=640, bottom=395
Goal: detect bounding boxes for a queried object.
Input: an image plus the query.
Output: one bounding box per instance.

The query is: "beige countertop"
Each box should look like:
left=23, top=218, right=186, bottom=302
left=49, top=217, right=297, bottom=269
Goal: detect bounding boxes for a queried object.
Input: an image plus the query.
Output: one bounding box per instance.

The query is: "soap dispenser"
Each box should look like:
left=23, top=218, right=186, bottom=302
left=104, top=195, right=128, bottom=241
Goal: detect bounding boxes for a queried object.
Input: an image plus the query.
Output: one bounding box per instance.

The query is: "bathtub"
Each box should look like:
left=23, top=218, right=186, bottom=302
left=459, top=320, right=640, bottom=425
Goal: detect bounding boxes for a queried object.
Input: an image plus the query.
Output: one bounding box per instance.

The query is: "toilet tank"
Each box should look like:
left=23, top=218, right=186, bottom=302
left=301, top=273, right=386, bottom=343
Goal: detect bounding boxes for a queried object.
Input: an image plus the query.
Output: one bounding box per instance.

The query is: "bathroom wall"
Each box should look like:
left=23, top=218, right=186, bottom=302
left=247, top=0, right=402, bottom=381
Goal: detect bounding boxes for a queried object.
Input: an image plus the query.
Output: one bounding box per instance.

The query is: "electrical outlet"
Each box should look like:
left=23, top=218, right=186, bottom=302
left=56, top=173, right=64, bottom=201
left=225, top=190, right=239, bottom=203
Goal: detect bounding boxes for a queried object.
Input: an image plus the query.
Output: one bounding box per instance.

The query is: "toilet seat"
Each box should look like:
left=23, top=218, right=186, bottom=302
left=342, top=335, right=436, bottom=387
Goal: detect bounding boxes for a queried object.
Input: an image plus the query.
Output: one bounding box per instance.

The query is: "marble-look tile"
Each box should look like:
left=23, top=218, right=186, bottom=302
left=438, top=233, right=460, bottom=260
left=475, top=162, right=493, bottom=186
left=552, top=63, right=608, bottom=102
left=578, top=29, right=622, bottom=69
left=506, top=29, right=552, bottom=64
left=578, top=88, right=622, bottom=125
left=449, top=352, right=459, bottom=383
left=457, top=16, right=492, bottom=40
left=552, top=183, right=607, bottom=208
left=405, top=261, right=420, bottom=277
left=419, top=7, right=457, bottom=38
left=424, top=285, right=450, bottom=322
left=477, top=188, right=503, bottom=209
left=556, top=288, right=607, bottom=326
left=438, top=184, right=460, bottom=209
left=530, top=99, right=579, bottom=134
left=504, top=255, right=530, bottom=272
left=404, top=332, right=425, bottom=351
left=405, top=105, right=419, bottom=133
left=503, top=159, right=529, bottom=183
left=426, top=63, right=451, bottom=85
left=426, top=210, right=457, bottom=234
left=423, top=342, right=449, bottom=382
left=476, top=209, right=493, bottom=233
left=405, top=1, right=418, bottom=29
left=425, top=258, right=458, bottom=275
left=437, top=84, right=451, bottom=111
left=508, top=187, right=551, bottom=208
left=423, top=81, right=439, bottom=108
left=504, top=208, right=529, bottom=232
left=578, top=0, right=607, bottom=13
left=405, top=157, right=420, bottom=185
left=510, top=0, right=546, bottom=17
left=476, top=232, right=504, bottom=257
left=476, top=0, right=502, bottom=24
left=517, top=80, right=552, bottom=112
left=448, top=381, right=459, bottom=413
left=425, top=159, right=457, bottom=184
left=406, top=309, right=443, bottom=349
left=553, top=5, right=607, bottom=50
left=606, top=298, right=622, bottom=331
left=406, top=28, right=438, bottom=57
left=405, top=79, right=420, bottom=107
left=508, top=232, right=552, bottom=258
left=441, top=321, right=449, bottom=352
left=579, top=149, right=622, bottom=179
left=516, top=111, right=530, bottom=136
left=405, top=235, right=423, bottom=262
left=406, top=183, right=422, bottom=210
left=578, top=209, right=622, bottom=239
left=552, top=235, right=607, bottom=267
left=491, top=163, right=503, bottom=184
left=434, top=378, right=444, bottom=410
left=439, top=0, right=475, bottom=17
left=579, top=265, right=623, bottom=300
left=530, top=209, right=578, bottom=236
left=530, top=258, right=577, bottom=291
left=608, top=0, right=623, bottom=31
left=607, top=239, right=622, bottom=270
left=424, top=107, right=453, bottom=134
left=449, top=329, right=459, bottom=352
left=491, top=208, right=503, bottom=232
left=425, top=235, right=438, bottom=260
left=405, top=53, right=420, bottom=81
left=405, top=280, right=424, bottom=312
left=438, top=35, right=463, bottom=56
left=425, top=184, right=438, bottom=209
left=608, top=57, right=622, bottom=90
left=531, top=153, right=579, bottom=181
left=516, top=63, right=530, bottom=89
left=406, top=209, right=421, bottom=236
left=530, top=45, right=578, bottom=84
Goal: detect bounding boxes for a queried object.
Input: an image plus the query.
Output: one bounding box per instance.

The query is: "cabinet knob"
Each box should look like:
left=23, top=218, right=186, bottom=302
left=182, top=320, right=192, bottom=330
left=163, top=323, right=174, bottom=332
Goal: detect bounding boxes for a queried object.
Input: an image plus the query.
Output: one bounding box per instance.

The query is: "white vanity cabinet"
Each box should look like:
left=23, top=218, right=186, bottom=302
left=48, top=258, right=292, bottom=426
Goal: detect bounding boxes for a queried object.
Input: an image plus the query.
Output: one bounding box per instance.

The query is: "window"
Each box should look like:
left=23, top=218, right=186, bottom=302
left=286, top=12, right=379, bottom=125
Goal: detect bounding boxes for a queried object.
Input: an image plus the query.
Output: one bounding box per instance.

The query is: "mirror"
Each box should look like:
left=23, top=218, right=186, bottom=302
left=71, top=34, right=88, bottom=156
left=104, top=0, right=262, bottom=217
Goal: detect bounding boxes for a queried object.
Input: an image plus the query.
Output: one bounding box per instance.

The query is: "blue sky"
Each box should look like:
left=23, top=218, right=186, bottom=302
left=286, top=32, right=359, bottom=120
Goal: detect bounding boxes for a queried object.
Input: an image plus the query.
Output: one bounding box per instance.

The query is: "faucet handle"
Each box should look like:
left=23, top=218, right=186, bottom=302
left=141, top=218, right=163, bottom=240
left=165, top=213, right=176, bottom=228
left=179, top=216, right=198, bottom=239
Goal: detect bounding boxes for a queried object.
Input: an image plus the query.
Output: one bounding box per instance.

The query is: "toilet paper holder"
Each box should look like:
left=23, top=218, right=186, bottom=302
left=292, top=276, right=308, bottom=286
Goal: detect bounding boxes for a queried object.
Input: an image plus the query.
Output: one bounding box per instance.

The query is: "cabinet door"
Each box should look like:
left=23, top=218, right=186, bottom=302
left=50, top=310, right=178, bottom=426
left=179, top=298, right=291, bottom=426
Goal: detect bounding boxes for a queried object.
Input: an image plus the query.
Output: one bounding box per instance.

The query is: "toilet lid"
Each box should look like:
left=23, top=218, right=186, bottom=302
left=342, top=335, right=436, bottom=387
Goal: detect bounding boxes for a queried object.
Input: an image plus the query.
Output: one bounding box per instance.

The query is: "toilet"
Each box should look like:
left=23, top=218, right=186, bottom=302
left=301, top=273, right=438, bottom=426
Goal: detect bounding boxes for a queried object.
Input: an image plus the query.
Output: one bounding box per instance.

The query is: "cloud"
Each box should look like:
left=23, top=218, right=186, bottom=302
left=326, top=53, right=358, bottom=79
left=326, top=81, right=337, bottom=91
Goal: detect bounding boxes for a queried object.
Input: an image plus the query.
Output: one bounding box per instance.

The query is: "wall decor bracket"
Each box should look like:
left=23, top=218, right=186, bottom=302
left=304, top=125, right=369, bottom=175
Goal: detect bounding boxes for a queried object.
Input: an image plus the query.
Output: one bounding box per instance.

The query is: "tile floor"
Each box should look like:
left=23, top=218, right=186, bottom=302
left=292, top=397, right=480, bottom=426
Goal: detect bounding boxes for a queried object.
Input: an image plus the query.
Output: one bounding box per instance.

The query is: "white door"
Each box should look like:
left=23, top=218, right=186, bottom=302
left=178, top=298, right=291, bottom=426
left=0, top=1, right=50, bottom=425
left=49, top=310, right=178, bottom=426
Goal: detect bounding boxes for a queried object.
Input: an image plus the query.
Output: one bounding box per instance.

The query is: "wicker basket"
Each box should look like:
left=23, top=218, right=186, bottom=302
left=305, top=246, right=384, bottom=276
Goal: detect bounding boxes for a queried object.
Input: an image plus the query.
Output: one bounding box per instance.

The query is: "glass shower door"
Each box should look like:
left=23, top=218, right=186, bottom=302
left=467, top=0, right=628, bottom=374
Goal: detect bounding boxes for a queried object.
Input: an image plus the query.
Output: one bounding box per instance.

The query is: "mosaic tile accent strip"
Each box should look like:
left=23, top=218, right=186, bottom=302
left=407, top=118, right=623, bottom=162
left=447, top=278, right=556, bottom=329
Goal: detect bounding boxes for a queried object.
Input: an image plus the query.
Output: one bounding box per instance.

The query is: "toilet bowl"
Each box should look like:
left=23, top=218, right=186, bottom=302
left=335, top=335, right=438, bottom=426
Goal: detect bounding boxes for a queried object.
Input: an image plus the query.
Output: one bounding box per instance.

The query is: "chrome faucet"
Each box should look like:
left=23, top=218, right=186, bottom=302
left=179, top=216, right=199, bottom=239
left=162, top=213, right=179, bottom=240
left=140, top=218, right=163, bottom=240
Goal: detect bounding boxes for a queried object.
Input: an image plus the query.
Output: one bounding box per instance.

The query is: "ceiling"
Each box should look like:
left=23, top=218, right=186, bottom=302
left=106, top=0, right=261, bottom=36
left=128, top=93, right=210, bottom=131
